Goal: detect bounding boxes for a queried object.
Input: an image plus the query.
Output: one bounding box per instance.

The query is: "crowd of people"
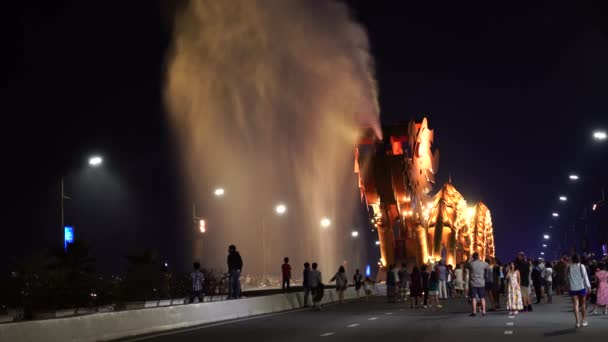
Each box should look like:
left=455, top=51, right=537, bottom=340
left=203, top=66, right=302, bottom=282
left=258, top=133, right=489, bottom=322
left=380, top=251, right=608, bottom=328
left=187, top=244, right=608, bottom=326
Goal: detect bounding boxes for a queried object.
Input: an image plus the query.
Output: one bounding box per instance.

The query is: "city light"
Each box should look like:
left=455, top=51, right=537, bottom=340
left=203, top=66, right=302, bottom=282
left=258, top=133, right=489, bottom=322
left=593, top=203, right=597, bottom=211
left=214, top=188, right=225, bottom=197
left=543, top=234, right=550, bottom=240
left=375, top=240, right=380, bottom=245
left=88, top=155, right=103, bottom=166
left=540, top=252, right=545, bottom=256
left=199, top=219, right=206, bottom=233
left=351, top=231, right=359, bottom=237
left=552, top=212, right=559, bottom=217
left=559, top=195, right=567, bottom=201
left=593, top=131, right=607, bottom=140
left=542, top=244, right=547, bottom=248
left=569, top=174, right=579, bottom=180
left=275, top=204, right=287, bottom=215
left=320, top=217, right=331, bottom=228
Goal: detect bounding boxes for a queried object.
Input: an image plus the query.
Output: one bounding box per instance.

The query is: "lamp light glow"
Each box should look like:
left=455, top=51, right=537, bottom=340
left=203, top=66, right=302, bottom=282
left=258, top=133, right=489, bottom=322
left=88, top=156, right=103, bottom=166
left=552, top=212, right=559, bottom=217
left=214, top=188, right=225, bottom=196
left=320, top=218, right=331, bottom=228
left=593, top=131, right=607, bottom=140
left=543, top=234, right=550, bottom=240
left=351, top=231, right=359, bottom=237
left=559, top=196, right=567, bottom=201
left=275, top=204, right=287, bottom=215
left=569, top=174, right=579, bottom=180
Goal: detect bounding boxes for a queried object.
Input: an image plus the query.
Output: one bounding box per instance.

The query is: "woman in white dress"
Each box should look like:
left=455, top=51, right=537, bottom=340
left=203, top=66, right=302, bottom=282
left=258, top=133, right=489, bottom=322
left=506, top=262, right=523, bottom=315
left=454, top=263, right=464, bottom=297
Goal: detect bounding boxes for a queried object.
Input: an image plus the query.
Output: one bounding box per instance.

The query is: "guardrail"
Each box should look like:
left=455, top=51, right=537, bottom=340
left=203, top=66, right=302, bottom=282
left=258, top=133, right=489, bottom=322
left=0, top=284, right=385, bottom=342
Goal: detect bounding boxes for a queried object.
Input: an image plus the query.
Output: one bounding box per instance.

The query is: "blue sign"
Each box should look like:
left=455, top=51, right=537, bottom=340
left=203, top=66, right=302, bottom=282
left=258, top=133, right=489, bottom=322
left=64, top=226, right=74, bottom=250
left=365, top=264, right=371, bottom=277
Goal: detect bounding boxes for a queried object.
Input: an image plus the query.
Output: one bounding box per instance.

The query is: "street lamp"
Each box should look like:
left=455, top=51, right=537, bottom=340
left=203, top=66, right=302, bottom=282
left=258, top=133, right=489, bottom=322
left=351, top=231, right=359, bottom=238
left=375, top=240, right=380, bottom=245
left=275, top=204, right=287, bottom=215
left=543, top=234, right=550, bottom=240
left=540, top=252, right=545, bottom=256
left=569, top=174, right=579, bottom=181
left=593, top=131, right=607, bottom=140
left=559, top=195, right=567, bottom=201
left=542, top=244, right=547, bottom=248
left=88, top=155, right=103, bottom=166
left=214, top=188, right=225, bottom=197
left=552, top=212, right=559, bottom=217
left=320, top=218, right=331, bottom=228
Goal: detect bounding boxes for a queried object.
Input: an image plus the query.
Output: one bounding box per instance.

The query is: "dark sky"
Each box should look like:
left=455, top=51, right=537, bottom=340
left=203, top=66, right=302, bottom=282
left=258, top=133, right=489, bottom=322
left=9, top=1, right=608, bottom=272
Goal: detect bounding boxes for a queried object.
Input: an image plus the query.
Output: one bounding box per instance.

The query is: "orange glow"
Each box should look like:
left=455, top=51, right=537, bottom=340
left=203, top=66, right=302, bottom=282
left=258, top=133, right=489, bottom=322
left=199, top=219, right=206, bottom=233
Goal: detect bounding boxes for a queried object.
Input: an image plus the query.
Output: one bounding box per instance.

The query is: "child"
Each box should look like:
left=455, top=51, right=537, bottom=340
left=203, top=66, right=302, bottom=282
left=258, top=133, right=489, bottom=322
left=428, top=270, right=440, bottom=310
left=363, top=276, right=373, bottom=302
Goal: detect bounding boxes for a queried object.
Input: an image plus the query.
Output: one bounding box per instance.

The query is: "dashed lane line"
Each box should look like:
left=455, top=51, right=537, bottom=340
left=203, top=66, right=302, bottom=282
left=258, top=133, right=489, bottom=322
left=506, top=322, right=514, bottom=326
left=504, top=331, right=513, bottom=335
left=320, top=332, right=335, bottom=337
left=508, top=315, right=515, bottom=319
left=346, top=323, right=360, bottom=328
left=368, top=317, right=378, bottom=321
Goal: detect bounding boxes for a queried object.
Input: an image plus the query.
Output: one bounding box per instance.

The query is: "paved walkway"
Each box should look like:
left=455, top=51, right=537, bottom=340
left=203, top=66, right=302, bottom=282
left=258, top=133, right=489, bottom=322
left=120, top=294, right=608, bottom=342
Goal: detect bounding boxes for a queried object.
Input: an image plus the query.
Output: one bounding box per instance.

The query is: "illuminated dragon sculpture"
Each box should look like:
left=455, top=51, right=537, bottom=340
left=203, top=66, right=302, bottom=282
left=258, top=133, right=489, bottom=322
left=355, top=117, right=495, bottom=268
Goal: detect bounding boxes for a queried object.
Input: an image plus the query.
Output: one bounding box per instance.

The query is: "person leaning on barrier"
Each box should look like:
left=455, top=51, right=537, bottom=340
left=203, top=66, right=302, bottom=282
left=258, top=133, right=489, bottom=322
left=189, top=261, right=205, bottom=303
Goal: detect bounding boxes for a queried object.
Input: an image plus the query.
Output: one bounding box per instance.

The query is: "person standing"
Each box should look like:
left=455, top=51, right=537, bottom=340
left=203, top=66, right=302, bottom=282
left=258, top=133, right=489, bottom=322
left=531, top=260, right=543, bottom=304
left=436, top=261, right=448, bottom=300
left=506, top=262, right=523, bottom=315
left=281, top=257, right=291, bottom=292
left=309, top=262, right=323, bottom=310
left=428, top=270, right=440, bottom=310
left=409, top=266, right=422, bottom=308
left=303, top=262, right=311, bottom=307
left=593, top=262, right=608, bottom=315
left=454, top=264, right=464, bottom=297
left=386, top=265, right=396, bottom=303
left=484, top=258, right=495, bottom=310
left=465, top=252, right=490, bottom=316
left=421, top=265, right=431, bottom=308
left=492, top=260, right=502, bottom=310
left=189, top=261, right=205, bottom=303
left=567, top=254, right=591, bottom=328
left=330, top=266, right=348, bottom=304
left=398, top=263, right=410, bottom=302
left=227, top=245, right=243, bottom=299
left=363, top=276, right=373, bottom=302
left=353, top=269, right=363, bottom=298
left=544, top=262, right=553, bottom=304
left=515, top=252, right=532, bottom=311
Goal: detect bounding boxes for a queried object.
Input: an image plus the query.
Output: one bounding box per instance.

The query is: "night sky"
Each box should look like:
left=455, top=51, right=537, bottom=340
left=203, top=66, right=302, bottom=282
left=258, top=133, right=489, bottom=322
left=9, top=1, right=608, bottom=272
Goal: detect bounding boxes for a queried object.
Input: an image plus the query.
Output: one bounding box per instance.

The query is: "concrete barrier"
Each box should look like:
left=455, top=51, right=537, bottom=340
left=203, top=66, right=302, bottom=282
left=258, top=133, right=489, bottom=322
left=0, top=285, right=383, bottom=342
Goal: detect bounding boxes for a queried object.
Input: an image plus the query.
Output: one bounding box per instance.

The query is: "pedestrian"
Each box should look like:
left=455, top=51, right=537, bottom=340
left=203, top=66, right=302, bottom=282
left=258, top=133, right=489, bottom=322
left=531, top=260, right=544, bottom=304
left=506, top=262, right=523, bottom=315
left=454, top=263, right=464, bottom=297
left=409, top=266, right=422, bottom=308
left=436, top=260, right=448, bottom=299
left=353, top=269, right=363, bottom=298
left=567, top=254, right=591, bottom=328
left=544, top=262, right=553, bottom=304
left=593, top=262, right=608, bottom=315
left=492, top=259, right=502, bottom=310
left=303, top=262, right=311, bottom=307
left=281, top=257, right=291, bottom=292
left=421, top=265, right=430, bottom=308
left=309, top=262, right=323, bottom=310
left=392, top=264, right=401, bottom=300
left=386, top=265, right=396, bottom=303
left=465, top=252, right=490, bottom=316
left=363, top=276, right=373, bottom=302
left=515, top=252, right=532, bottom=311
left=398, top=263, right=410, bottom=302
left=227, top=245, right=243, bottom=299
left=447, top=264, right=455, bottom=298
left=428, top=270, right=441, bottom=310
left=331, top=266, right=348, bottom=304
left=484, top=258, right=495, bottom=310
left=189, top=261, right=205, bottom=303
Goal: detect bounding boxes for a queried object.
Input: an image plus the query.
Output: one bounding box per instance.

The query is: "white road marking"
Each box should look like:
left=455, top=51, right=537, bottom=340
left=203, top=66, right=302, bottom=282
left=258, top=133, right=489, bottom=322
left=347, top=323, right=360, bottom=328
left=368, top=317, right=378, bottom=320
left=320, top=332, right=335, bottom=337
left=508, top=315, right=515, bottom=319
left=504, top=330, right=513, bottom=335
left=506, top=322, right=514, bottom=326
left=385, top=312, right=393, bottom=315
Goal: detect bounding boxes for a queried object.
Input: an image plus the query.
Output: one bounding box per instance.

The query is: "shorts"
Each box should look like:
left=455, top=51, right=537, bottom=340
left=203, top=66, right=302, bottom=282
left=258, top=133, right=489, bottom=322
left=429, top=290, right=439, bottom=296
left=569, top=289, right=587, bottom=297
left=520, top=286, right=530, bottom=297
left=469, top=286, right=486, bottom=300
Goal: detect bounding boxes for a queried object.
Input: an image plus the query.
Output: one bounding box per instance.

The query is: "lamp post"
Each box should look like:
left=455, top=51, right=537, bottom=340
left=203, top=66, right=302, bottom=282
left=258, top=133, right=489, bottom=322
left=61, top=155, right=103, bottom=242
left=262, top=204, right=287, bottom=280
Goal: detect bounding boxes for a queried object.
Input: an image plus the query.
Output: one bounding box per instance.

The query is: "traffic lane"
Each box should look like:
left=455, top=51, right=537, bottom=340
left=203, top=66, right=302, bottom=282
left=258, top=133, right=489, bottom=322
left=126, top=297, right=511, bottom=342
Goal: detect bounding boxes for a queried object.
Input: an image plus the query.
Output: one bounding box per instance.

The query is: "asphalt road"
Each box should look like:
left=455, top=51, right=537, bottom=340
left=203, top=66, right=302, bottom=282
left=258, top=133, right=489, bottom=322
left=122, top=294, right=608, bottom=342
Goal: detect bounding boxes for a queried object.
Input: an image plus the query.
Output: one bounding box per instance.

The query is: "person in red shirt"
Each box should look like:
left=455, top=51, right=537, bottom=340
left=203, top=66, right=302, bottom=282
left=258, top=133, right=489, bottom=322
left=282, top=257, right=291, bottom=291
